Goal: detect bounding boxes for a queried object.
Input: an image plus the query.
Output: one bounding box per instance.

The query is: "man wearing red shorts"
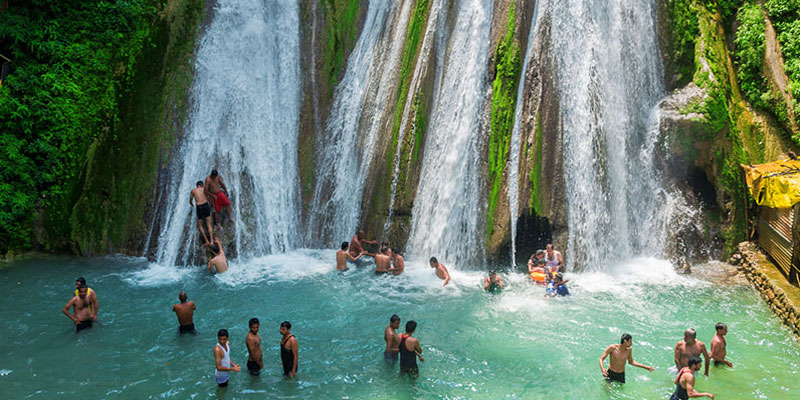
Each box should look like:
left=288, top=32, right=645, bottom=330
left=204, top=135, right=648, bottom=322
left=205, top=169, right=232, bottom=228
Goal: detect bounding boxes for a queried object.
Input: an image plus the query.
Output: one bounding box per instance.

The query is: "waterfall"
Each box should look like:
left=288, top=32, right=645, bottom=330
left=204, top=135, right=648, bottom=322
left=307, top=0, right=411, bottom=246
left=406, top=0, right=493, bottom=266
left=507, top=0, right=541, bottom=267
left=550, top=0, right=667, bottom=268
left=153, top=0, right=301, bottom=266
left=383, top=0, right=444, bottom=234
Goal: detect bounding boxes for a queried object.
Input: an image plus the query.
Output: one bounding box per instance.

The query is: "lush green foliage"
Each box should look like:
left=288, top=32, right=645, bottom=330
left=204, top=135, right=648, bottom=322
left=765, top=0, right=800, bottom=116
left=486, top=4, right=520, bottom=240
left=734, top=3, right=768, bottom=109
left=0, top=1, right=157, bottom=254
left=667, top=0, right=700, bottom=85
left=322, top=0, right=361, bottom=96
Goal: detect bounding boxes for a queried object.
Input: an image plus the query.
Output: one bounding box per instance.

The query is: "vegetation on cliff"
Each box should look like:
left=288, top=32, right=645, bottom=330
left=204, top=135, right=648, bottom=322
left=764, top=0, right=800, bottom=123
left=322, top=0, right=361, bottom=96
left=486, top=4, right=521, bottom=241
left=0, top=1, right=161, bottom=255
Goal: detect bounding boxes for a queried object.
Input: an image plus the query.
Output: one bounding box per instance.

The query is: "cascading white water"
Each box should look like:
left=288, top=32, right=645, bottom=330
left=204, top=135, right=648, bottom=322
left=507, top=0, right=541, bottom=267
left=383, top=0, right=444, bottom=234
left=551, top=0, right=668, bottom=268
left=406, top=0, right=493, bottom=266
left=153, top=0, right=301, bottom=266
left=307, top=0, right=410, bottom=246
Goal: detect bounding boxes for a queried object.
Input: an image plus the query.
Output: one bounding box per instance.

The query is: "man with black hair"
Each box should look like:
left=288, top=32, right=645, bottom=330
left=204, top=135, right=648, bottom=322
left=598, top=333, right=654, bottom=383
left=709, top=323, right=732, bottom=368
left=214, top=329, right=240, bottom=387
left=671, top=356, right=714, bottom=399
left=246, top=318, right=263, bottom=375
left=172, top=291, right=196, bottom=334
left=674, top=328, right=710, bottom=376
left=399, top=320, right=424, bottom=376
left=336, top=241, right=363, bottom=270
left=63, top=285, right=94, bottom=332
left=207, top=238, right=228, bottom=273
left=73, top=277, right=98, bottom=321
left=205, top=169, right=232, bottom=228
left=365, top=246, right=392, bottom=274
left=390, top=249, right=405, bottom=276
left=483, top=270, right=504, bottom=292
left=384, top=315, right=401, bottom=364
left=190, top=180, right=213, bottom=245
left=349, top=230, right=376, bottom=258
left=279, top=321, right=298, bottom=377
left=429, top=257, right=450, bottom=287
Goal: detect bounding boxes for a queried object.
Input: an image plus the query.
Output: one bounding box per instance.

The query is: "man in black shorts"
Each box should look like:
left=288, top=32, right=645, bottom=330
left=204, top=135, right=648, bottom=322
left=190, top=180, right=213, bottom=246
left=598, top=333, right=654, bottom=384
left=172, top=291, right=196, bottom=335
left=246, top=318, right=263, bottom=375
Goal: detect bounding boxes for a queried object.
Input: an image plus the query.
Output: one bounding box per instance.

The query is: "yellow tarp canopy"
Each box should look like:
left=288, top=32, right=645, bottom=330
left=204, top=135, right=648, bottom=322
left=742, top=160, right=800, bottom=208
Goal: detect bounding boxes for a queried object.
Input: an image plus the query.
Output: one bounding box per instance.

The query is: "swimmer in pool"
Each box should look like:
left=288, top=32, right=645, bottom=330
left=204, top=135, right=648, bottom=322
left=429, top=257, right=450, bottom=287
left=365, top=246, right=392, bottom=274
left=674, top=328, right=710, bottom=376
left=246, top=318, right=263, bottom=375
left=483, top=270, right=504, bottom=292
left=336, top=241, right=363, bottom=270
left=389, top=248, right=405, bottom=276
left=172, top=291, right=196, bottom=334
left=671, top=356, right=714, bottom=399
left=598, top=333, right=654, bottom=384
left=384, top=314, right=401, bottom=364
left=399, top=320, right=424, bottom=377
left=73, top=277, right=98, bottom=321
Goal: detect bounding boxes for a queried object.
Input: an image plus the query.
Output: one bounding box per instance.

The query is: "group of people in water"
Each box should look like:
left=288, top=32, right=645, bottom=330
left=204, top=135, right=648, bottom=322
left=598, top=326, right=731, bottom=399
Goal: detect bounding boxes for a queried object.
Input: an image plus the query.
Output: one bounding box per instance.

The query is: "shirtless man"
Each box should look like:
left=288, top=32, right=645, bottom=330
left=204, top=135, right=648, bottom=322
left=172, top=291, right=197, bottom=335
left=429, top=257, right=450, bottom=287
left=544, top=244, right=564, bottom=272
left=598, top=333, right=654, bottom=384
left=349, top=230, right=377, bottom=258
left=483, top=270, right=504, bottom=292
left=674, top=328, right=710, bottom=376
left=73, top=277, right=98, bottom=321
left=208, top=238, right=228, bottom=274
left=246, top=318, right=263, bottom=376
left=205, top=169, right=232, bottom=228
left=384, top=315, right=401, bottom=364
left=190, top=180, right=213, bottom=245
left=336, top=242, right=362, bottom=270
left=367, top=246, right=392, bottom=274
left=63, top=285, right=94, bottom=332
left=390, top=248, right=405, bottom=276
left=709, top=323, right=732, bottom=368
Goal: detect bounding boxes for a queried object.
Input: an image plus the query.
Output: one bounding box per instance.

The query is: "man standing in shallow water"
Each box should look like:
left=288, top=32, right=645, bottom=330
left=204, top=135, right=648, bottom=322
left=63, top=285, right=94, bottom=332
left=280, top=321, right=298, bottom=378
left=390, top=248, right=405, bottom=275
left=429, top=257, right=450, bottom=287
left=246, top=318, right=263, bottom=376
left=598, top=333, right=654, bottom=383
left=336, top=241, right=362, bottom=270
left=172, top=291, right=196, bottom=334
left=384, top=315, right=401, bottom=364
left=73, top=277, right=98, bottom=321
left=674, top=328, right=710, bottom=376
left=214, top=329, right=240, bottom=387
left=709, top=323, right=732, bottom=368
left=399, top=320, right=424, bottom=376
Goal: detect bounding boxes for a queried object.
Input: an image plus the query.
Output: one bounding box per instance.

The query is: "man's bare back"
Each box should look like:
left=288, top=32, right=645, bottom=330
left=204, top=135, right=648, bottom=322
left=208, top=239, right=228, bottom=273
left=173, top=301, right=195, bottom=326
left=191, top=187, right=208, bottom=205
left=385, top=325, right=400, bottom=352
left=432, top=262, right=450, bottom=286
left=205, top=175, right=222, bottom=194
left=336, top=249, right=360, bottom=270
left=374, top=253, right=391, bottom=272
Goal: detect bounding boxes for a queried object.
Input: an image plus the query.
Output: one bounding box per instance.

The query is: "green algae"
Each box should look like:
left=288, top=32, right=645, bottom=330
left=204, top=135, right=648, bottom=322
left=322, top=0, right=361, bottom=96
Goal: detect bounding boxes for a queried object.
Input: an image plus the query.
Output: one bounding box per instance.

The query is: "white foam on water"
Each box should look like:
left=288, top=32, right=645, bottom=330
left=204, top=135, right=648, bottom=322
left=213, top=249, right=335, bottom=286
left=571, top=257, right=704, bottom=294
left=121, top=262, right=198, bottom=287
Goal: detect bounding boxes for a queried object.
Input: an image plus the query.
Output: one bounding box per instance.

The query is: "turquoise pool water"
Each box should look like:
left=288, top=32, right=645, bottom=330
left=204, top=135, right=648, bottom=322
left=1, top=252, right=798, bottom=399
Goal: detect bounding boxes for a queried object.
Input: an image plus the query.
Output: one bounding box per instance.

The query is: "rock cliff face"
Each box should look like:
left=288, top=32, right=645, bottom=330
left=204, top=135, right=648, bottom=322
left=69, top=0, right=208, bottom=256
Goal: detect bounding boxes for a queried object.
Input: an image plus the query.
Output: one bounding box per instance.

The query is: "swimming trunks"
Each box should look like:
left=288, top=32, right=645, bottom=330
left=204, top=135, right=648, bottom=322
left=384, top=351, right=399, bottom=364
left=713, top=360, right=725, bottom=367
left=375, top=270, right=388, bottom=275
left=399, top=335, right=418, bottom=375
left=605, top=369, right=625, bottom=383
left=213, top=191, right=231, bottom=213
left=281, top=335, right=295, bottom=376
left=196, top=203, right=211, bottom=220
left=247, top=361, right=261, bottom=376
left=76, top=319, right=93, bottom=332
left=178, top=323, right=196, bottom=335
